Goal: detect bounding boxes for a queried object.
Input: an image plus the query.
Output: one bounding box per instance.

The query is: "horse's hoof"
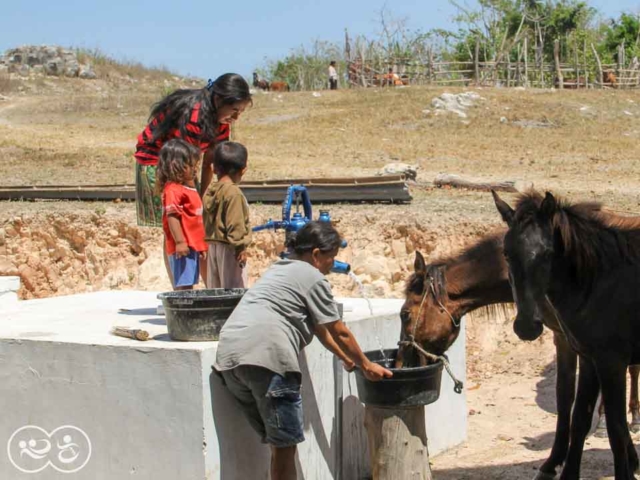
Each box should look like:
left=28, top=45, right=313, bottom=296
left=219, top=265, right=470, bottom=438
left=532, top=471, right=557, bottom=480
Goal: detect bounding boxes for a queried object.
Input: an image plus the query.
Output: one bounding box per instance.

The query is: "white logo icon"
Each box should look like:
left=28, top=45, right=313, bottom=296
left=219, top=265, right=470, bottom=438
left=7, top=425, right=92, bottom=474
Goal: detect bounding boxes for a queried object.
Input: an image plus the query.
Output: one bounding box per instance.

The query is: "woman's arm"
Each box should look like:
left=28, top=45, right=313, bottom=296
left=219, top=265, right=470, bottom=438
left=323, top=320, right=393, bottom=381
left=313, top=323, right=355, bottom=371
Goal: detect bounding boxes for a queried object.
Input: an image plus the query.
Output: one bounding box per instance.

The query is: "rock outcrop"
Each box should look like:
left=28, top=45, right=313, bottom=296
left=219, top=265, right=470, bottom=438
left=0, top=45, right=96, bottom=79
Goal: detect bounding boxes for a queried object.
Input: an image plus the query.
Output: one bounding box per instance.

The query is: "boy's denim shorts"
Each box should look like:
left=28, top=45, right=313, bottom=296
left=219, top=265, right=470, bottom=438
left=220, top=365, right=304, bottom=448
left=168, top=249, right=199, bottom=288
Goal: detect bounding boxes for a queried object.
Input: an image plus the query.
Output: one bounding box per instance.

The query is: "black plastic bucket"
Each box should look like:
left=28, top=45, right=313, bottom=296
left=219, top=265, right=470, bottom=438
left=157, top=289, right=246, bottom=341
left=354, top=348, right=444, bottom=407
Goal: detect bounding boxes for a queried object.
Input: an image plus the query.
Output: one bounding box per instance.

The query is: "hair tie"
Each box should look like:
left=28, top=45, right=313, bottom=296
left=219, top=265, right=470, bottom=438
left=206, top=79, right=214, bottom=91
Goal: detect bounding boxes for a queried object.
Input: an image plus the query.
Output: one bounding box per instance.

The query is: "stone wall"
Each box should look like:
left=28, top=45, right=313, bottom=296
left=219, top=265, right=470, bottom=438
left=0, top=45, right=96, bottom=79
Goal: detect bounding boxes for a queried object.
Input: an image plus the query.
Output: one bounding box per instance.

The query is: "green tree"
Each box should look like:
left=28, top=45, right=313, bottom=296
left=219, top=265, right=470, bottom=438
left=602, top=13, right=640, bottom=63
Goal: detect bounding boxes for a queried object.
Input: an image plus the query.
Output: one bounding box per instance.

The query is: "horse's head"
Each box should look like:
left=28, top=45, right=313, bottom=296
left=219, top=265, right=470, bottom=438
left=396, top=251, right=462, bottom=368
left=493, top=190, right=557, bottom=342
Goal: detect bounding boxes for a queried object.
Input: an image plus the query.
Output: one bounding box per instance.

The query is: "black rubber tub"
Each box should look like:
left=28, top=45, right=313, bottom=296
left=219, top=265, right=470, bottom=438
left=157, top=289, right=246, bottom=341
left=354, top=348, right=444, bottom=407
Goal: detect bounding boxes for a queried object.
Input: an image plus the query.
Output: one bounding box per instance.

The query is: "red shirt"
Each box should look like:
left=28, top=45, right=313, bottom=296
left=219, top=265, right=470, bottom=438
left=162, top=182, right=207, bottom=254
left=134, top=102, right=230, bottom=166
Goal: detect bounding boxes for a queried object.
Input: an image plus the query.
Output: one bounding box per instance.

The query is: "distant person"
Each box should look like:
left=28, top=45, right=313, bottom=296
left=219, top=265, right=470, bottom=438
left=202, top=142, right=251, bottom=289
left=156, top=139, right=207, bottom=290
left=134, top=73, right=251, bottom=281
left=134, top=73, right=252, bottom=226
left=328, top=60, right=338, bottom=90
left=214, top=221, right=393, bottom=480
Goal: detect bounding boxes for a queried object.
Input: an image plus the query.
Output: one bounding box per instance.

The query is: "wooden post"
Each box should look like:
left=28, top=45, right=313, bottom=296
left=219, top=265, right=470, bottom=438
left=554, top=39, right=563, bottom=89
left=474, top=36, right=480, bottom=86
left=574, top=38, right=580, bottom=87
left=364, top=405, right=433, bottom=480
left=591, top=43, right=603, bottom=87
left=583, top=38, right=589, bottom=88
left=524, top=37, right=529, bottom=87
left=428, top=49, right=435, bottom=85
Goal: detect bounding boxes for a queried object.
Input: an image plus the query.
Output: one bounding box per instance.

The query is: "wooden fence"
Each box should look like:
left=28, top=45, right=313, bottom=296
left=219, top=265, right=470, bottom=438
left=346, top=41, right=640, bottom=90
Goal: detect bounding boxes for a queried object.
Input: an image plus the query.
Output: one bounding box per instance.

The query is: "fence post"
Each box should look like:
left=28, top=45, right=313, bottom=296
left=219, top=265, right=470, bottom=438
left=554, top=40, right=563, bottom=89
left=524, top=37, right=529, bottom=87
left=474, top=36, right=480, bottom=86
left=591, top=43, right=603, bottom=87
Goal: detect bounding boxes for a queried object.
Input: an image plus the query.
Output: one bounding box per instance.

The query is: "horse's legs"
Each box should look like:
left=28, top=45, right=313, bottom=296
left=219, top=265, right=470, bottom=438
left=597, top=359, right=637, bottom=479
left=595, top=392, right=608, bottom=437
left=629, top=365, right=640, bottom=433
left=597, top=365, right=640, bottom=437
left=537, top=333, right=577, bottom=479
left=559, top=357, right=600, bottom=480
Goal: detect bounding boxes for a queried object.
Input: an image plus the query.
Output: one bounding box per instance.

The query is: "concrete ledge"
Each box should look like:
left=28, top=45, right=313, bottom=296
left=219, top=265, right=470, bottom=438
left=0, top=276, right=20, bottom=294
left=0, top=276, right=20, bottom=307
left=0, top=291, right=466, bottom=479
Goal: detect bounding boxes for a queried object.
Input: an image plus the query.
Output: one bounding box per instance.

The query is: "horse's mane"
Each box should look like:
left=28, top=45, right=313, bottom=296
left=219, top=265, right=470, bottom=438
left=405, top=231, right=505, bottom=301
left=514, top=190, right=640, bottom=283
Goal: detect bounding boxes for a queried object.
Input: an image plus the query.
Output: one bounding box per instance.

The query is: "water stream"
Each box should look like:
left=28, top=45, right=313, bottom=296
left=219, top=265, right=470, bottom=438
left=348, top=272, right=390, bottom=367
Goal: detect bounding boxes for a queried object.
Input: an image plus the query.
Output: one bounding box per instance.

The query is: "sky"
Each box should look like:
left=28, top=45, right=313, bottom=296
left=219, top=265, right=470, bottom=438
left=1, top=1, right=639, bottom=80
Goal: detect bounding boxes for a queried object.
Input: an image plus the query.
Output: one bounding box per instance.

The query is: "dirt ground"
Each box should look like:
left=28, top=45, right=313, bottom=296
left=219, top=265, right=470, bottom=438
left=2, top=74, right=640, bottom=478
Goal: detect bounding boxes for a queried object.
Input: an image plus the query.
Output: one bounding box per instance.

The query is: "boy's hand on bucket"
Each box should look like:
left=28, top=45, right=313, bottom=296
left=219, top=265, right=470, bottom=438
left=362, top=360, right=393, bottom=381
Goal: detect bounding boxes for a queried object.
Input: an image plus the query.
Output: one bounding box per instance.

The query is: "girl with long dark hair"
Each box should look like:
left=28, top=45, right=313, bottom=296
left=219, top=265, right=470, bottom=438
left=134, top=73, right=252, bottom=227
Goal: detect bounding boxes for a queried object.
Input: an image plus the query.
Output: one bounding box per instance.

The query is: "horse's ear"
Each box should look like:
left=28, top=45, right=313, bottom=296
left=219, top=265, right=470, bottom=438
left=492, top=190, right=514, bottom=226
left=540, top=192, right=557, bottom=220
left=414, top=251, right=427, bottom=277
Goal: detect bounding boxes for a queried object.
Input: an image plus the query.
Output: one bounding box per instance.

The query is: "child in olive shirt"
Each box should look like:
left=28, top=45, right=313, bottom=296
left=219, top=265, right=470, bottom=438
left=203, top=142, right=251, bottom=288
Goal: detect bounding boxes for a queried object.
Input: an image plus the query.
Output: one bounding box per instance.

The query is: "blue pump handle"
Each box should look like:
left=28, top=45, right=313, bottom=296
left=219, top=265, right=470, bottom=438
left=252, top=220, right=286, bottom=232
left=282, top=185, right=312, bottom=223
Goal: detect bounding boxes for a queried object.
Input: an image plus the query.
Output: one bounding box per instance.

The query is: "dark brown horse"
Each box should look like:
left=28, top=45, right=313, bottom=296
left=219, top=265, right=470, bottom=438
left=252, top=72, right=270, bottom=91
left=396, top=228, right=640, bottom=480
left=493, top=190, right=640, bottom=479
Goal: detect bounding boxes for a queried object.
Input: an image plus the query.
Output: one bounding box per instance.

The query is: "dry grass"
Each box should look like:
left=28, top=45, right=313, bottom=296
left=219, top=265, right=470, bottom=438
left=0, top=73, right=19, bottom=95
left=1, top=80, right=640, bottom=207
left=75, top=48, right=178, bottom=83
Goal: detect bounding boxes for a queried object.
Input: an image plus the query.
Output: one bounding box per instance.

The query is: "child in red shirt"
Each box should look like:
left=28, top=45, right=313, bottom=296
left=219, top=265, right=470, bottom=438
left=157, top=139, right=207, bottom=290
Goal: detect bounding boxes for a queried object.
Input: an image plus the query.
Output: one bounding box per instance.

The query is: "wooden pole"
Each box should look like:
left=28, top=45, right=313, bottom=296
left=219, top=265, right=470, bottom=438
left=591, top=43, right=603, bottom=87
left=554, top=39, right=563, bottom=89
left=524, top=37, right=529, bottom=87
left=364, top=405, right=433, bottom=480
left=584, top=38, right=589, bottom=88
left=574, top=38, right=580, bottom=87
left=428, top=49, right=435, bottom=85
left=474, top=36, right=480, bottom=86
left=516, top=43, right=521, bottom=85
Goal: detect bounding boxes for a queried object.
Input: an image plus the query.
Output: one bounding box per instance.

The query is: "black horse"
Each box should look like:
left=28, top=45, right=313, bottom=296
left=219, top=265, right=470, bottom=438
left=493, top=189, right=640, bottom=480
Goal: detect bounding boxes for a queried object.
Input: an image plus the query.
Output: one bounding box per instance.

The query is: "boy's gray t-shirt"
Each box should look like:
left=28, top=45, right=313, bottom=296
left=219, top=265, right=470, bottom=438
left=215, top=259, right=341, bottom=376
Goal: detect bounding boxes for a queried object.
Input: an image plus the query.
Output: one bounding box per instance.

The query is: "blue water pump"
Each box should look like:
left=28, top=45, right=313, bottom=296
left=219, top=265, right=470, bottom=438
left=252, top=185, right=350, bottom=274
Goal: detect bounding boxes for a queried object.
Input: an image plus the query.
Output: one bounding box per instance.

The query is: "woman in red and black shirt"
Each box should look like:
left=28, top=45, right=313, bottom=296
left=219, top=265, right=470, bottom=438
left=134, top=73, right=252, bottom=227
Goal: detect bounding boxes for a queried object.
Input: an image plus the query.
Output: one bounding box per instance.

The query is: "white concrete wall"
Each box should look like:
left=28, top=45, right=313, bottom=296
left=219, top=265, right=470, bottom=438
left=0, top=275, right=19, bottom=306
left=0, top=292, right=466, bottom=480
